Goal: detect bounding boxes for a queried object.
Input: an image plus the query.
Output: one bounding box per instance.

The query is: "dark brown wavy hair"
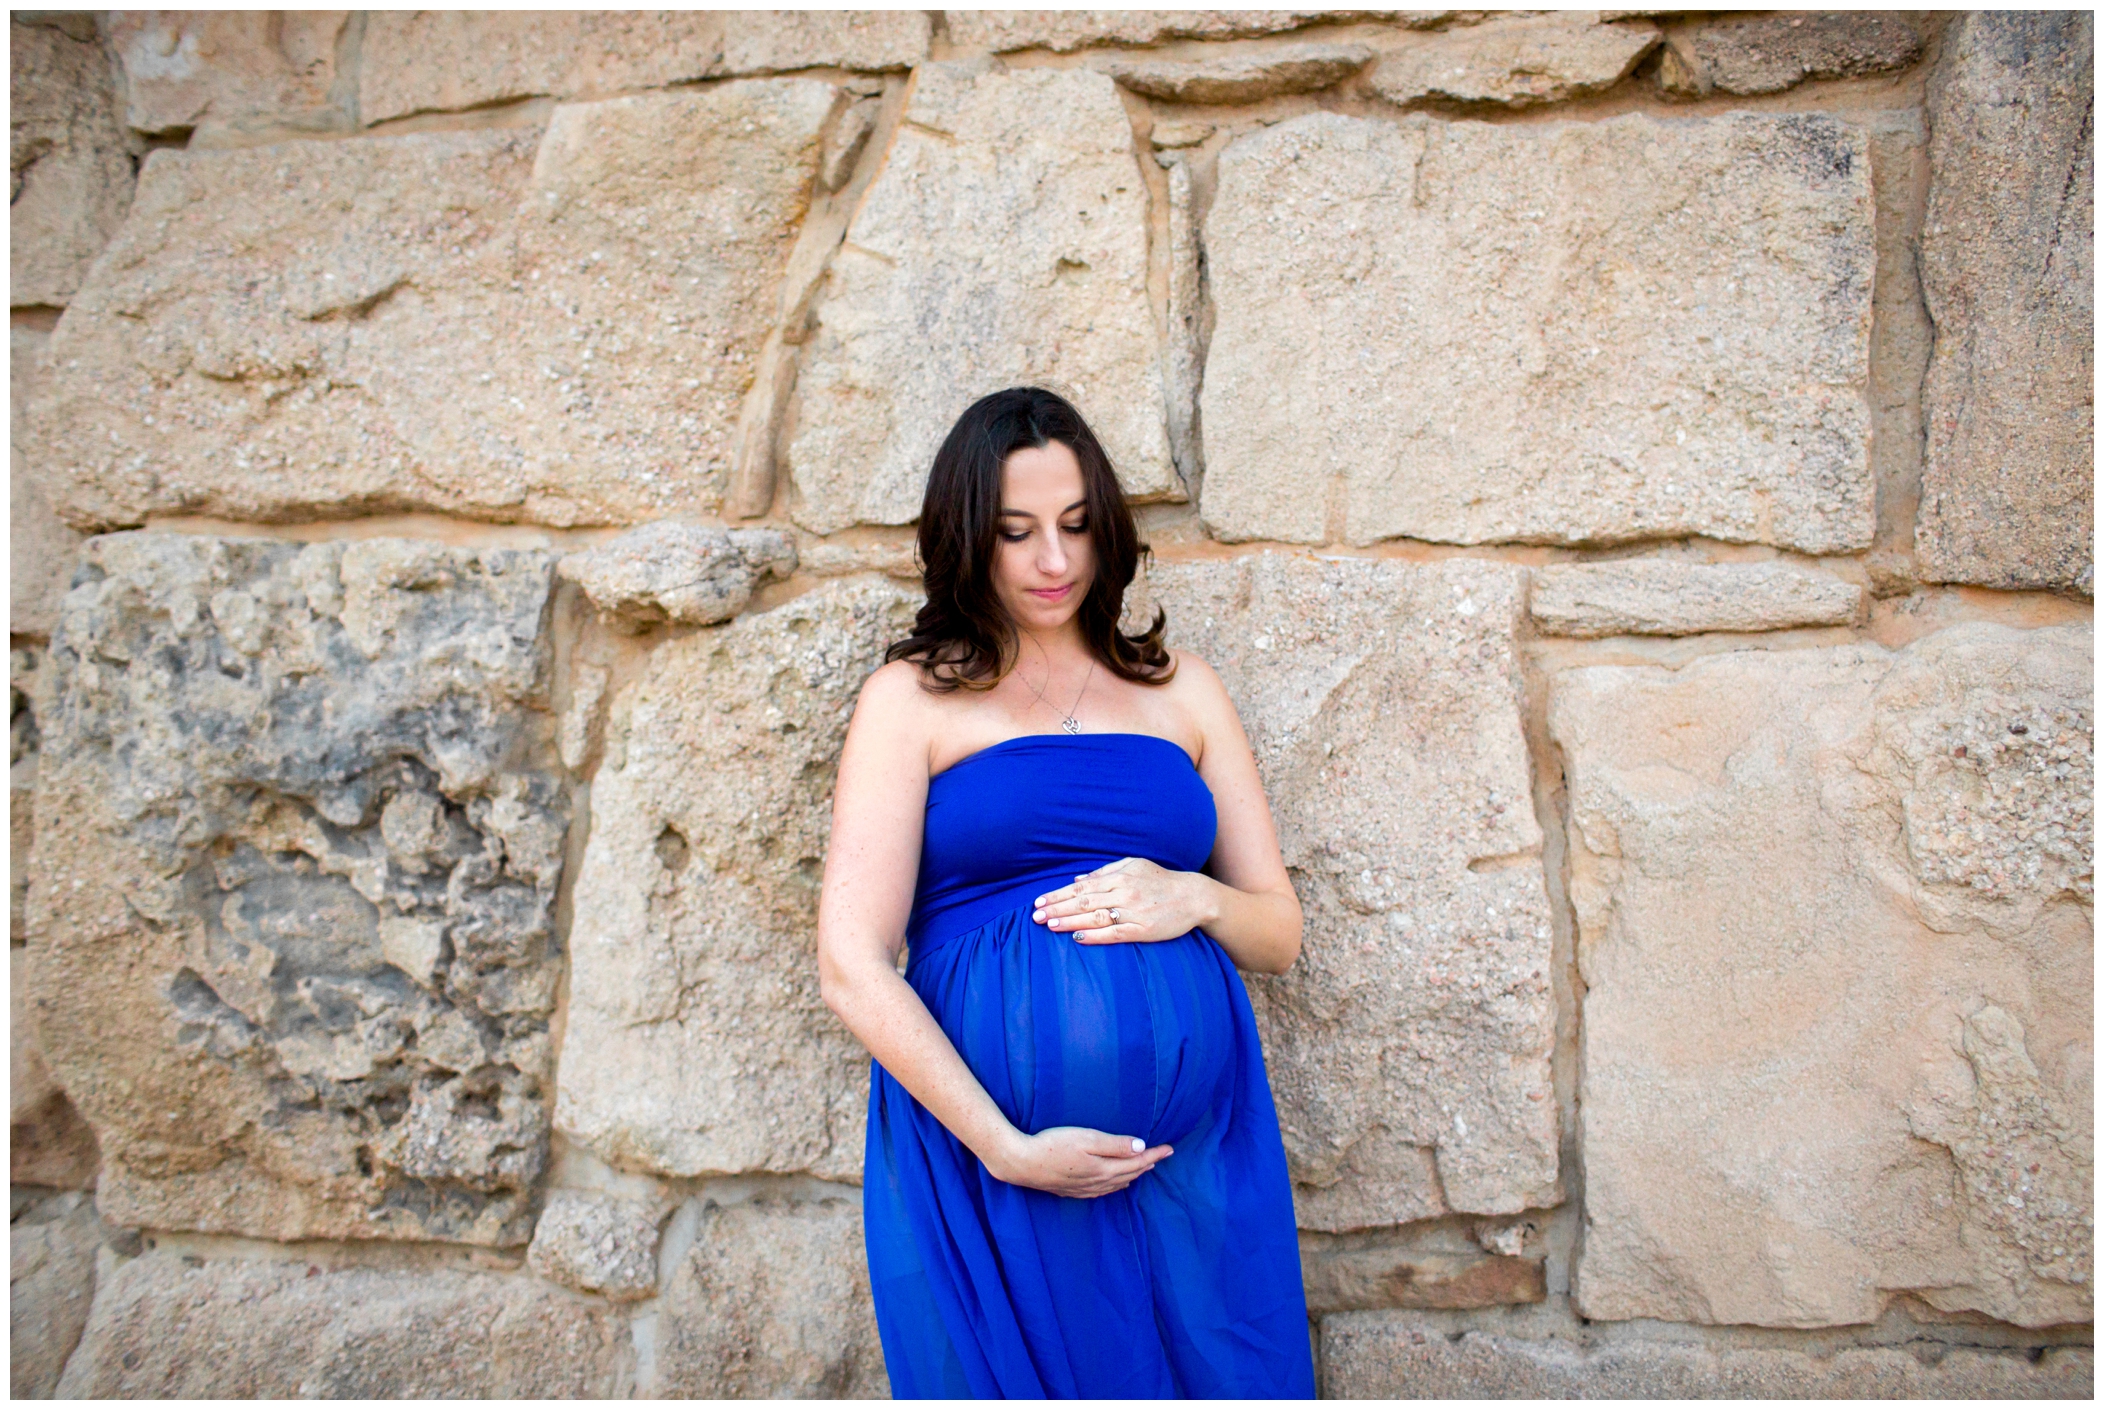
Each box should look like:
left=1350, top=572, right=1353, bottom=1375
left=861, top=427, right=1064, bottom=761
left=886, top=386, right=1175, bottom=692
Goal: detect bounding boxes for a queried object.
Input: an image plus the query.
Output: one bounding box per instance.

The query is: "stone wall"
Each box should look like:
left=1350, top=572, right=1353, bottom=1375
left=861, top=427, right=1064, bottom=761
left=9, top=10, right=2092, bottom=1399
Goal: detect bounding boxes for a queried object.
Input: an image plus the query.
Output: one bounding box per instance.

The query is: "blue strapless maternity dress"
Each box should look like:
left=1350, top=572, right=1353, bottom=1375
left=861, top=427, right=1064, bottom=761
left=862, top=732, right=1315, bottom=1399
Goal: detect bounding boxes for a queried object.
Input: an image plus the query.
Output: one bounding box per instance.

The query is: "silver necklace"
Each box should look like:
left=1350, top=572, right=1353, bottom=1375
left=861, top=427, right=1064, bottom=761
left=1018, top=645, right=1097, bottom=734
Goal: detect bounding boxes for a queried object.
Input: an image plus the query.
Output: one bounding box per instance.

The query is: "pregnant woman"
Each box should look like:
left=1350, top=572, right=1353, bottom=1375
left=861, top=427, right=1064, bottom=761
left=817, top=386, right=1314, bottom=1398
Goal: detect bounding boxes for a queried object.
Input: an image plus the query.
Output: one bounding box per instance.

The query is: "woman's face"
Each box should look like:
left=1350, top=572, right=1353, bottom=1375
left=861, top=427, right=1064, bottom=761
left=994, top=439, right=1095, bottom=635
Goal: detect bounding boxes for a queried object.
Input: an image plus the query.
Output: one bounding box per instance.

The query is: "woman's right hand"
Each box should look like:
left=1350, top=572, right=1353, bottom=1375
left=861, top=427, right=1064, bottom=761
left=985, top=1126, right=1173, bottom=1198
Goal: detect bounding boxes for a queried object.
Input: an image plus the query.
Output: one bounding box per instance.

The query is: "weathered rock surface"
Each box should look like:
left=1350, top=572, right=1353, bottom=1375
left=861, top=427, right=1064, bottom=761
left=1554, top=623, right=2092, bottom=1327
left=13, top=948, right=101, bottom=1189
left=525, top=1189, right=662, bottom=1300
left=1371, top=13, right=1658, bottom=107
left=556, top=577, right=921, bottom=1179
left=943, top=11, right=1452, bottom=53
left=1301, top=1222, right=1544, bottom=1315
left=558, top=523, right=797, bottom=631
left=1917, top=13, right=2094, bottom=594
left=1659, top=12, right=1924, bottom=98
left=656, top=1195, right=889, bottom=1398
left=360, top=10, right=927, bottom=123
left=1323, top=1313, right=2096, bottom=1398
left=11, top=1192, right=103, bottom=1398
left=27, top=532, right=569, bottom=1245
left=1201, top=111, right=1874, bottom=550
left=10, top=327, right=84, bottom=637
left=1153, top=555, right=1558, bottom=1229
left=107, top=11, right=350, bottom=140
left=55, top=1252, right=630, bottom=1397
left=1530, top=561, right=1865, bottom=638
left=10, top=17, right=137, bottom=306
left=1095, top=42, right=1372, bottom=104
left=30, top=79, right=835, bottom=531
left=786, top=61, right=1177, bottom=534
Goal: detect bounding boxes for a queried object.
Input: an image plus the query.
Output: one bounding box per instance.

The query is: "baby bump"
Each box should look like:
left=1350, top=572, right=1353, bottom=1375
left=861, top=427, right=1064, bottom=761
left=910, top=906, right=1245, bottom=1146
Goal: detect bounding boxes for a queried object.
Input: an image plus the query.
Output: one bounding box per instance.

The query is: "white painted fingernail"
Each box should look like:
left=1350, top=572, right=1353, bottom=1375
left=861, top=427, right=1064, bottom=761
left=1130, top=1138, right=1144, bottom=1153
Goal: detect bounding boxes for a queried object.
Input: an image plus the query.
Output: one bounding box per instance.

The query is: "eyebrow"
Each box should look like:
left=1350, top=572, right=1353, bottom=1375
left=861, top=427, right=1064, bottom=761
left=998, top=499, right=1088, bottom=517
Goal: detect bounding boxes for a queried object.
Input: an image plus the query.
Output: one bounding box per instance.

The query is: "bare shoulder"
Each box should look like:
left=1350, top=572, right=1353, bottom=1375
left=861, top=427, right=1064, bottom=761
left=1166, top=646, right=1234, bottom=713
left=849, top=658, right=937, bottom=742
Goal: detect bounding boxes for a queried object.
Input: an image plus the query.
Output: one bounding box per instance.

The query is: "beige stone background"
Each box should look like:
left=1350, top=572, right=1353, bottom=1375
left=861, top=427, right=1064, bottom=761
left=7, top=8, right=2093, bottom=1398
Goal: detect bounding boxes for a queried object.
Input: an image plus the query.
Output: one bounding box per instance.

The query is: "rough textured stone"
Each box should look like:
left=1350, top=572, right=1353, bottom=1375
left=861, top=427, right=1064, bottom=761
left=1201, top=111, right=1874, bottom=550
left=1530, top=561, right=1866, bottom=638
left=526, top=1189, right=662, bottom=1301
left=656, top=1195, right=889, bottom=1398
left=10, top=327, right=84, bottom=636
left=107, top=11, right=350, bottom=140
left=12, top=948, right=101, bottom=1189
left=1153, top=555, right=1557, bottom=1229
left=26, top=532, right=568, bottom=1245
left=1095, top=42, right=1372, bottom=104
left=360, top=10, right=927, bottom=123
left=1371, top=13, right=1658, bottom=107
left=1162, top=152, right=1203, bottom=485
left=556, top=577, right=921, bottom=1179
left=1917, top=13, right=2094, bottom=593
left=1301, top=1223, right=1544, bottom=1315
left=31, top=80, right=835, bottom=531
left=10, top=1192, right=103, bottom=1397
left=10, top=18, right=137, bottom=306
left=55, top=1252, right=630, bottom=1397
left=1661, top=12, right=1925, bottom=98
left=558, top=523, right=797, bottom=631
left=785, top=61, right=1177, bottom=534
left=12, top=642, right=43, bottom=941
left=1323, top=1313, right=2095, bottom=1398
left=1554, top=623, right=2092, bottom=1327
left=944, top=10, right=1452, bottom=53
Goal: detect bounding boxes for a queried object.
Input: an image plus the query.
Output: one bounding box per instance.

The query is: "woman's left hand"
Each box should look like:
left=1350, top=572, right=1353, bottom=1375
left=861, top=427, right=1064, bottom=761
left=1031, top=858, right=1215, bottom=945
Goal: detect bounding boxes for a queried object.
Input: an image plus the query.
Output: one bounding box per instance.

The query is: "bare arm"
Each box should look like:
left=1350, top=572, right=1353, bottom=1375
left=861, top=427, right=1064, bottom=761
left=1032, top=651, right=1304, bottom=975
left=815, top=662, right=1173, bottom=1197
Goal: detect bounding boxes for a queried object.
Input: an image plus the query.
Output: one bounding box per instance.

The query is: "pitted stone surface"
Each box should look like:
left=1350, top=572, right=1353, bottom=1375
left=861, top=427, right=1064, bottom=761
left=656, top=1195, right=889, bottom=1398
left=55, top=1252, right=629, bottom=1397
left=1659, top=12, right=1923, bottom=98
left=360, top=10, right=927, bottom=123
left=107, top=11, right=350, bottom=140
left=785, top=61, right=1176, bottom=534
left=10, top=1192, right=103, bottom=1398
left=1554, top=623, right=2092, bottom=1327
left=558, top=523, right=798, bottom=631
left=12, top=948, right=101, bottom=1188
left=26, top=532, right=568, bottom=1245
left=526, top=1189, right=662, bottom=1300
left=29, top=80, right=834, bottom=532
left=10, top=17, right=137, bottom=306
left=1153, top=555, right=1557, bottom=1229
left=1323, top=1313, right=2095, bottom=1398
left=556, top=576, right=921, bottom=1179
left=1529, top=561, right=1865, bottom=638
left=1201, top=110, right=1874, bottom=551
left=1094, top=43, right=1372, bottom=104
left=1917, top=12, right=2094, bottom=593
left=943, top=11, right=1453, bottom=53
left=1370, top=13, right=1658, bottom=107
left=11, top=326, right=84, bottom=636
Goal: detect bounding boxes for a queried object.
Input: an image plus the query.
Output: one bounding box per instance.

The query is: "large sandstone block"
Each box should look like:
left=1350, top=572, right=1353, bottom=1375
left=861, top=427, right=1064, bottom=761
left=26, top=532, right=569, bottom=1245
left=1529, top=560, right=1865, bottom=638
left=10, top=18, right=137, bottom=306
left=1659, top=12, right=1924, bottom=98
left=556, top=577, right=921, bottom=1179
left=1093, top=43, right=1373, bottom=104
left=1917, top=13, right=2094, bottom=593
left=11, top=327, right=85, bottom=636
left=1153, top=555, right=1557, bottom=1229
left=12, top=948, right=101, bottom=1189
left=1554, top=623, right=2092, bottom=1328
left=656, top=1194, right=889, bottom=1397
left=55, top=1252, right=630, bottom=1397
left=30, top=79, right=836, bottom=531
left=107, top=11, right=350, bottom=140
left=943, top=11, right=1444, bottom=53
left=1323, top=1312, right=2094, bottom=1398
left=1201, top=111, right=1874, bottom=551
left=785, top=60, right=1177, bottom=534
left=1370, top=13, right=1658, bottom=107
left=360, top=10, right=928, bottom=123
left=10, top=1192, right=104, bottom=1398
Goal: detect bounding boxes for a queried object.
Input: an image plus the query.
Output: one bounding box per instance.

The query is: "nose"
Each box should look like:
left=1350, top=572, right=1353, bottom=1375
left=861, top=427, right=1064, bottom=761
left=1037, top=532, right=1067, bottom=577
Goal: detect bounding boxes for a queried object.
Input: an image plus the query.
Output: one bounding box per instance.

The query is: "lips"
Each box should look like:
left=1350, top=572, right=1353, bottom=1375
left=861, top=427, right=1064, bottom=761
left=1027, top=583, right=1074, bottom=602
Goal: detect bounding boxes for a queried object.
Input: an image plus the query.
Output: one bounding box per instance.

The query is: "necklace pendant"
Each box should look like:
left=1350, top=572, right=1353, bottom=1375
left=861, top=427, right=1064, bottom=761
left=1060, top=716, right=1081, bottom=735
